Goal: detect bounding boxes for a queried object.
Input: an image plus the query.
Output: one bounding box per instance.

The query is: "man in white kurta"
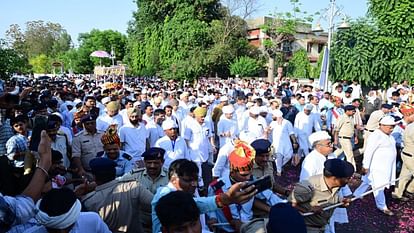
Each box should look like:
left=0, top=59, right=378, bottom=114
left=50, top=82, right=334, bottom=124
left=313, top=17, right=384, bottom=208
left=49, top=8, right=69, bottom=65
left=246, top=106, right=269, bottom=140
left=155, top=120, right=189, bottom=170
left=146, top=109, right=166, bottom=147
left=119, top=108, right=149, bottom=163
left=96, top=101, right=123, bottom=131
left=353, top=116, right=399, bottom=216
left=294, top=104, right=321, bottom=157
left=217, top=105, right=239, bottom=148
left=183, top=107, right=216, bottom=187
left=269, top=110, right=296, bottom=175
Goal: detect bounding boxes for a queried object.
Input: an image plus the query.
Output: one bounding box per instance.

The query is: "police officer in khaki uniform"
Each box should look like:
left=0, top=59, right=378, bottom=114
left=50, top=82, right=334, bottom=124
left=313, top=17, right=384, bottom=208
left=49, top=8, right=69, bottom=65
left=81, top=157, right=153, bottom=233
left=289, top=159, right=354, bottom=233
left=120, top=147, right=169, bottom=194
left=392, top=105, right=414, bottom=200
left=334, top=105, right=358, bottom=169
left=250, top=139, right=289, bottom=197
left=120, top=147, right=169, bottom=232
left=72, top=114, right=104, bottom=178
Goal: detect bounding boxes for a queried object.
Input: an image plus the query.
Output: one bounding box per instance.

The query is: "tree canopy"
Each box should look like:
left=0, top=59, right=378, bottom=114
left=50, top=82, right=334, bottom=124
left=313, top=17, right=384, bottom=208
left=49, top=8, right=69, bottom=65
left=126, top=0, right=258, bottom=80
left=330, top=0, right=414, bottom=87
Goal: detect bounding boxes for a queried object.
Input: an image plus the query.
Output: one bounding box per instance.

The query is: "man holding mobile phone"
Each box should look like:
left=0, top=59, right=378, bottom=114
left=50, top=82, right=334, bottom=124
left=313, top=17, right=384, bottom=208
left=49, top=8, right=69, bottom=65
left=207, top=141, right=285, bottom=232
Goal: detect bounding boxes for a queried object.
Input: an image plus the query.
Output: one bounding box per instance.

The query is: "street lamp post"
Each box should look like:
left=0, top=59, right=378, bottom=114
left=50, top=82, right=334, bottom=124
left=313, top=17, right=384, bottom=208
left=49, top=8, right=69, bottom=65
left=313, top=0, right=349, bottom=91
left=110, top=46, right=116, bottom=67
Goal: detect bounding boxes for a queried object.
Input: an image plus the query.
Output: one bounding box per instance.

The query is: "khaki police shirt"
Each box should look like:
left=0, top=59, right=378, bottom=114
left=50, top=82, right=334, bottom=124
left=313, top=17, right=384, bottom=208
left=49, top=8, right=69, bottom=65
left=120, top=167, right=169, bottom=194
left=81, top=179, right=153, bottom=233
left=403, top=122, right=414, bottom=156
left=335, top=115, right=355, bottom=137
left=365, top=110, right=385, bottom=131
left=289, top=174, right=340, bottom=228
left=72, top=130, right=104, bottom=170
left=252, top=162, right=276, bottom=190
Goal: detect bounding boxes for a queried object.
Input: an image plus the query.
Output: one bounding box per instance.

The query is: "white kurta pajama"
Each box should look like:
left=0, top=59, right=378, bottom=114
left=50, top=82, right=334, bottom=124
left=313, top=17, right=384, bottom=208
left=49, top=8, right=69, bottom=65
left=294, top=112, right=321, bottom=157
left=217, top=116, right=239, bottom=148
left=353, top=129, right=397, bottom=210
left=270, top=119, right=295, bottom=173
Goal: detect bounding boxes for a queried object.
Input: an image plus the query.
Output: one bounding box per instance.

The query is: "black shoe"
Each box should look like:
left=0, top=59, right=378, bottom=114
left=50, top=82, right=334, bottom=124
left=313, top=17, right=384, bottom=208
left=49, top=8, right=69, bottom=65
left=392, top=193, right=409, bottom=201
left=378, top=208, right=394, bottom=216
left=403, top=191, right=414, bottom=199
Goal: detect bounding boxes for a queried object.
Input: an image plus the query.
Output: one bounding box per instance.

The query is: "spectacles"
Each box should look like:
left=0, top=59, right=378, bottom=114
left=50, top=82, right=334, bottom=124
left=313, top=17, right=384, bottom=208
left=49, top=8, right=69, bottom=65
left=318, top=142, right=333, bottom=147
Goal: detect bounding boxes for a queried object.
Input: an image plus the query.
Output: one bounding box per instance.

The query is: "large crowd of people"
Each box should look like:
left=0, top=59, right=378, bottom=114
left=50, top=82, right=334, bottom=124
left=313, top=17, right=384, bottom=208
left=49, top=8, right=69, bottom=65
left=0, top=75, right=413, bottom=233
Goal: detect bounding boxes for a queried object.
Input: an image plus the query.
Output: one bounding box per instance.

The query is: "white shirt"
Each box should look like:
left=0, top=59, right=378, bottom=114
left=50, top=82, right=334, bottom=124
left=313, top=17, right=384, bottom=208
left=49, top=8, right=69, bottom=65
left=300, top=150, right=329, bottom=181
left=119, top=109, right=130, bottom=125
left=217, top=116, right=239, bottom=148
left=246, top=116, right=268, bottom=140
left=96, top=114, right=123, bottom=132
left=119, top=122, right=149, bottom=160
left=212, top=141, right=234, bottom=178
left=155, top=135, right=189, bottom=169
left=294, top=112, right=321, bottom=137
left=184, top=121, right=212, bottom=163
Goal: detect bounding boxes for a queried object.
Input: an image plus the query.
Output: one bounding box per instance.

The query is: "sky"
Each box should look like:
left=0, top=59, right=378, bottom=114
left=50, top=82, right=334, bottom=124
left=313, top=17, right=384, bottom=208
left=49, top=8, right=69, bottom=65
left=0, top=0, right=368, bottom=45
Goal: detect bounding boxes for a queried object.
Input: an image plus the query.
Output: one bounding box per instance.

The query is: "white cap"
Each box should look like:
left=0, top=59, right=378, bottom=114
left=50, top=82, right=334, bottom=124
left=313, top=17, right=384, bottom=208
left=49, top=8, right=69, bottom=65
left=133, top=101, right=141, bottom=108
left=379, top=115, right=399, bottom=125
left=101, top=97, right=111, bottom=105
left=239, top=131, right=256, bottom=144
left=272, top=109, right=283, bottom=118
left=309, top=131, right=331, bottom=146
left=162, top=119, right=178, bottom=130
left=304, top=104, right=314, bottom=111
left=249, top=106, right=260, bottom=115
left=259, top=106, right=268, bottom=113
left=220, top=96, right=229, bottom=102
left=246, top=102, right=254, bottom=108
left=222, top=105, right=234, bottom=114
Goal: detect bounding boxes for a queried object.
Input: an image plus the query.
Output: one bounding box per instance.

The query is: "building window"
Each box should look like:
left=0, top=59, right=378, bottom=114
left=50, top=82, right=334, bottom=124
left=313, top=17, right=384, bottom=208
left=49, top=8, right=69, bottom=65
left=307, top=43, right=313, bottom=53
left=318, top=44, right=324, bottom=53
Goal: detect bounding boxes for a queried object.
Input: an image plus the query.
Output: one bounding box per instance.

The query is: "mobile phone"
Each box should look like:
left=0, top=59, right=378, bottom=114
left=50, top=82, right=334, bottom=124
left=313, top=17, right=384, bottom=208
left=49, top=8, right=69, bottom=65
left=245, top=175, right=272, bottom=193
left=29, top=116, right=48, bottom=152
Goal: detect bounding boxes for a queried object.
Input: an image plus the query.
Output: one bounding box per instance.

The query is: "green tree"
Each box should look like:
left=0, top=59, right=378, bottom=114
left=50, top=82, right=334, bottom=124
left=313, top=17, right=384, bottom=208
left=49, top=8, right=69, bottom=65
left=64, top=29, right=128, bottom=74
left=230, top=56, right=260, bottom=77
left=6, top=20, right=72, bottom=58
left=331, top=1, right=414, bottom=87
left=0, top=40, right=30, bottom=79
left=127, top=0, right=223, bottom=80
left=29, top=54, right=51, bottom=74
left=287, top=49, right=311, bottom=78
left=261, top=0, right=316, bottom=82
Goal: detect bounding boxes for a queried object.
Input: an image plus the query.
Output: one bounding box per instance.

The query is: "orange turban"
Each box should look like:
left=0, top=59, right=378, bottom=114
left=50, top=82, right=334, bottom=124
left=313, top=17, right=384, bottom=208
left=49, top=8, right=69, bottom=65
left=101, top=125, right=120, bottom=146
left=400, top=104, right=414, bottom=116
left=229, top=140, right=256, bottom=172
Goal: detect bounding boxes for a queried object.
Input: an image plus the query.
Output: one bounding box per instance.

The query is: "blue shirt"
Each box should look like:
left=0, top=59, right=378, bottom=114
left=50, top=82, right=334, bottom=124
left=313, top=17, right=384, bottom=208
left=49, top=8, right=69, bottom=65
left=102, top=151, right=134, bottom=177
left=6, top=134, right=29, bottom=168
left=151, top=183, right=218, bottom=233
left=1, top=194, right=35, bottom=232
